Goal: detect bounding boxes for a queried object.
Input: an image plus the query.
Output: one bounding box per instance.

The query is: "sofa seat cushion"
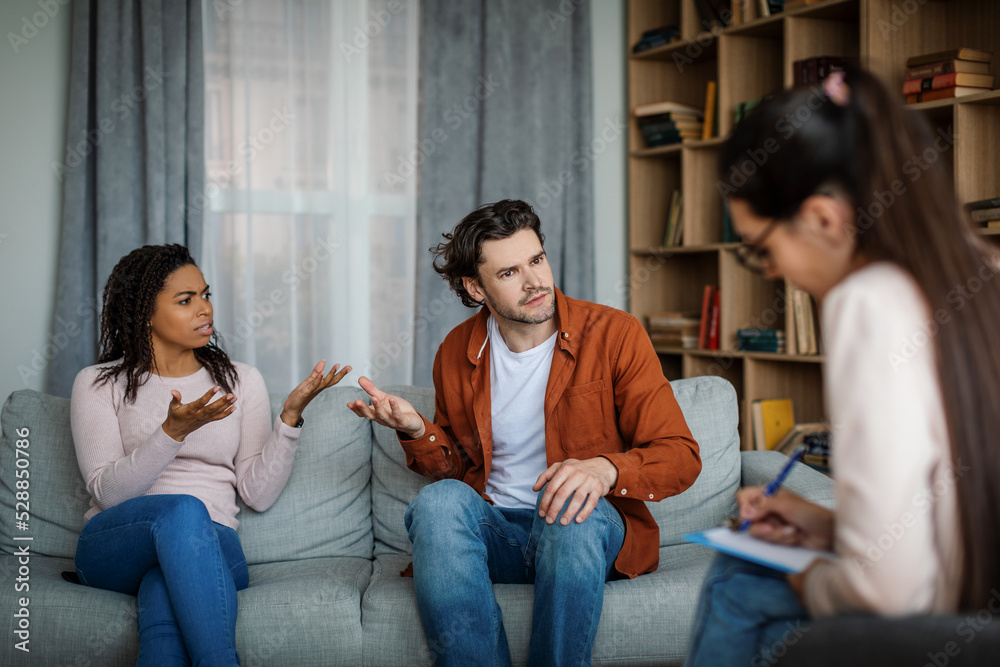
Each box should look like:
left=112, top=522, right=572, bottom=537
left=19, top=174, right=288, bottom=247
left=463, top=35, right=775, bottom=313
left=0, top=554, right=370, bottom=666
left=361, top=548, right=710, bottom=666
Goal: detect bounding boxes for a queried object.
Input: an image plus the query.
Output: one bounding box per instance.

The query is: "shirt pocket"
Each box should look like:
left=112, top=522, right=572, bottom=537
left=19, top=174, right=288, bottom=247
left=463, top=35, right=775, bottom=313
left=556, top=379, right=612, bottom=453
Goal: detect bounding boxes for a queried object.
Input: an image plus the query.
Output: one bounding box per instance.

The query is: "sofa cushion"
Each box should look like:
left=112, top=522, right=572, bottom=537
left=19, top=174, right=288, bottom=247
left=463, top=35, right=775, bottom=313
left=369, top=378, right=741, bottom=556
left=370, top=386, right=437, bottom=557
left=237, top=388, right=373, bottom=565
left=0, top=390, right=89, bottom=558
left=362, top=547, right=709, bottom=666
left=647, top=376, right=741, bottom=546
left=0, top=554, right=369, bottom=666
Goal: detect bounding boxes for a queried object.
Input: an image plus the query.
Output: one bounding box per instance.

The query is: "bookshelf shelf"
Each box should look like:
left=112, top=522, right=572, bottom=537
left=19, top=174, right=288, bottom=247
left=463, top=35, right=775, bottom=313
left=627, top=0, right=1000, bottom=449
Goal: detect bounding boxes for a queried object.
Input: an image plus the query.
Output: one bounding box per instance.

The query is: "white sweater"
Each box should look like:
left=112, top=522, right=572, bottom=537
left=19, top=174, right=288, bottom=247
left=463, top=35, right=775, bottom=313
left=804, top=262, right=962, bottom=617
left=71, top=361, right=300, bottom=529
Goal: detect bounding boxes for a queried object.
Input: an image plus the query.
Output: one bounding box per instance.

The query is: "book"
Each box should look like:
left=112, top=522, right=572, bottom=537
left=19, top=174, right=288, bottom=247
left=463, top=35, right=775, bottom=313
left=905, top=59, right=991, bottom=79
left=773, top=422, right=828, bottom=456
left=731, top=0, right=742, bottom=25
left=965, top=197, right=1000, bottom=211
left=791, top=289, right=818, bottom=355
left=634, top=100, right=704, bottom=118
left=632, top=25, right=681, bottom=53
left=685, top=527, right=836, bottom=574
left=902, top=73, right=994, bottom=94
left=663, top=190, right=681, bottom=246
left=638, top=113, right=704, bottom=133
left=671, top=193, right=686, bottom=246
left=757, top=0, right=770, bottom=18
left=647, top=311, right=701, bottom=348
left=697, top=286, right=716, bottom=349
left=988, top=221, right=1000, bottom=229
left=752, top=398, right=795, bottom=451
left=702, top=81, right=717, bottom=140
left=722, top=201, right=736, bottom=243
left=735, top=97, right=764, bottom=123
left=906, top=48, right=993, bottom=68
left=737, top=329, right=786, bottom=353
left=793, top=56, right=856, bottom=86
left=906, top=86, right=988, bottom=103
left=707, top=289, right=721, bottom=350
left=971, top=207, right=1000, bottom=223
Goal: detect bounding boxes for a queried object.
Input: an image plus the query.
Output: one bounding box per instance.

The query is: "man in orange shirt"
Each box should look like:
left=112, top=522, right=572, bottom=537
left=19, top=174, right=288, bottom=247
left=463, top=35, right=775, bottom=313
left=349, top=199, right=701, bottom=666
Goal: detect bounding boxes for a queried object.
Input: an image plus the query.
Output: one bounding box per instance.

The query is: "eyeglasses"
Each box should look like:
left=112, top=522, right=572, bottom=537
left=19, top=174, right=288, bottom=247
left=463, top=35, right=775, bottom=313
left=734, top=218, right=781, bottom=275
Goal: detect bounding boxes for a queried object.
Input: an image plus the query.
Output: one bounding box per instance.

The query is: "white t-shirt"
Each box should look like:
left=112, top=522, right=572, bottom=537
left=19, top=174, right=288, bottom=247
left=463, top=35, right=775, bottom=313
left=484, top=315, right=557, bottom=509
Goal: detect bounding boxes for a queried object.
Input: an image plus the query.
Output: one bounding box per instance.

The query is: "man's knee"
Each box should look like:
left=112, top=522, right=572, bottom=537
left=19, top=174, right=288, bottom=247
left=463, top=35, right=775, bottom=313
left=406, top=480, right=481, bottom=530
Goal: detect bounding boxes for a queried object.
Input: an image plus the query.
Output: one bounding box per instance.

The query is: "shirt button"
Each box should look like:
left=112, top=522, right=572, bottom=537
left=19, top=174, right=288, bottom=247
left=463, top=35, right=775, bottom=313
left=429, top=435, right=436, bottom=442
left=562, top=332, right=569, bottom=338
left=620, top=489, right=627, bottom=495
left=648, top=494, right=654, bottom=499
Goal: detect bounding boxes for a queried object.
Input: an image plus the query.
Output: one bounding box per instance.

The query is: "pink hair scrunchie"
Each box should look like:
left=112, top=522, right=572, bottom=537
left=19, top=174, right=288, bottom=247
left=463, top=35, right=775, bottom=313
left=823, top=70, right=850, bottom=107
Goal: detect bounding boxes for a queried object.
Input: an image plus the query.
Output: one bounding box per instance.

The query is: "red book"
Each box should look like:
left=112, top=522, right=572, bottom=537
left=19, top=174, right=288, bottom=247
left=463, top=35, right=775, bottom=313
left=697, top=285, right=715, bottom=349
left=901, top=72, right=994, bottom=94
left=707, top=289, right=721, bottom=350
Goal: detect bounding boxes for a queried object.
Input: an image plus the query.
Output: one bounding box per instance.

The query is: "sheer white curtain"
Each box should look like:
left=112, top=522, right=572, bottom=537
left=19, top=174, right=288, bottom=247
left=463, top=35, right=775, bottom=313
left=201, top=0, right=418, bottom=394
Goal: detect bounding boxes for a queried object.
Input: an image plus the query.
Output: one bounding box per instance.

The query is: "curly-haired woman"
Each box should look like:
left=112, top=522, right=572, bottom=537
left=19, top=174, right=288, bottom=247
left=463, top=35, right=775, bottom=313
left=70, top=244, right=350, bottom=666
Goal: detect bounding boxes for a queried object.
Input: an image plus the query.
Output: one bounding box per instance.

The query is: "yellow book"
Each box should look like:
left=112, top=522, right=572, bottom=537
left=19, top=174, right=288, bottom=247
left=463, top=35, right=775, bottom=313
left=752, top=398, right=796, bottom=450
left=702, top=81, right=717, bottom=141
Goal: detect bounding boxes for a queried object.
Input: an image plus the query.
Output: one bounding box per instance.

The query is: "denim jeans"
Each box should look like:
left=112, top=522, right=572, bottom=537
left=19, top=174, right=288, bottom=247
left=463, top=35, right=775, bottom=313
left=75, top=494, right=250, bottom=667
left=685, top=553, right=811, bottom=667
left=404, top=479, right=626, bottom=667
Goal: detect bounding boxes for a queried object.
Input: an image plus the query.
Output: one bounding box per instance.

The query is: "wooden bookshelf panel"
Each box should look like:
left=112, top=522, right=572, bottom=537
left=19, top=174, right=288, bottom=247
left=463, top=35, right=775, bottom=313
left=681, top=145, right=722, bottom=246
left=718, top=32, right=783, bottom=136
left=628, top=251, right=720, bottom=322
left=629, top=156, right=681, bottom=248
left=784, top=15, right=860, bottom=88
left=743, top=358, right=825, bottom=451
left=913, top=105, right=958, bottom=191
left=683, top=353, right=744, bottom=414
left=627, top=0, right=679, bottom=48
left=719, top=250, right=786, bottom=353
left=954, top=103, right=1000, bottom=204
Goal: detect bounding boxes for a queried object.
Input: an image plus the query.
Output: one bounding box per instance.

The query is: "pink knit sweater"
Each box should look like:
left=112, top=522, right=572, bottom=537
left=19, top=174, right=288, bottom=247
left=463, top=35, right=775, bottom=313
left=71, top=362, right=300, bottom=529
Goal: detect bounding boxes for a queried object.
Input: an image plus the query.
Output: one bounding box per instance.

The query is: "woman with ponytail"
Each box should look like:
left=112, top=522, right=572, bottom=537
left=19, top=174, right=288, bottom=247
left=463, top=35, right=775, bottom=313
left=685, top=68, right=1000, bottom=666
left=71, top=244, right=351, bottom=666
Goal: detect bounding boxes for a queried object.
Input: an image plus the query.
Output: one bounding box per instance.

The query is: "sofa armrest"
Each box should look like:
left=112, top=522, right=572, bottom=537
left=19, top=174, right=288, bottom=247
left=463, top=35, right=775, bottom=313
left=740, top=450, right=835, bottom=509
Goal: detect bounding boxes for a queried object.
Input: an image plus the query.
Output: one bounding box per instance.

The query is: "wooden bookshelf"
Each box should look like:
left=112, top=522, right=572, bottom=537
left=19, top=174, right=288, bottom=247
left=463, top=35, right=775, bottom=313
left=627, top=0, right=1000, bottom=449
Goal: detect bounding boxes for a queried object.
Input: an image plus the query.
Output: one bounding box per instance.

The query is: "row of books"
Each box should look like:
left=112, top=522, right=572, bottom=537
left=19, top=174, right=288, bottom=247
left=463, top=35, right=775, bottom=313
left=634, top=81, right=717, bottom=148
left=700, top=0, right=788, bottom=28
left=792, top=56, right=854, bottom=87
left=737, top=328, right=785, bottom=353
left=786, top=285, right=819, bottom=356
left=750, top=397, right=831, bottom=471
left=632, top=25, right=680, bottom=54
left=903, top=48, right=994, bottom=103
left=967, top=197, right=1000, bottom=229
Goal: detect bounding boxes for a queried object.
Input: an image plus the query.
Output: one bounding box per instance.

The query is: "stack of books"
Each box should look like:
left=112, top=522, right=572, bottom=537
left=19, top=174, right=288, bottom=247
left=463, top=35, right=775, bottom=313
left=635, top=101, right=704, bottom=148
left=786, top=285, right=819, bottom=355
left=737, top=329, right=786, bottom=353
left=663, top=190, right=685, bottom=247
left=792, top=56, right=856, bottom=86
left=965, top=197, right=1000, bottom=229
left=632, top=25, right=680, bottom=54
left=646, top=312, right=701, bottom=349
left=903, top=48, right=994, bottom=103
left=697, top=286, right=721, bottom=350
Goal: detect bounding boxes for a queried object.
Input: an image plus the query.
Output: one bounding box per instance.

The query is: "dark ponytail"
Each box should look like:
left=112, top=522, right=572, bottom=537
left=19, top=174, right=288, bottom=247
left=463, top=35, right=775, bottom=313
left=721, top=67, right=1000, bottom=610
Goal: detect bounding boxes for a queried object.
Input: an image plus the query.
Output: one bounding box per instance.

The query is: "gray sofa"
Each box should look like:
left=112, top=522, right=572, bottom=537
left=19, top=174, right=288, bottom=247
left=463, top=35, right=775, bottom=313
left=0, top=377, right=834, bottom=666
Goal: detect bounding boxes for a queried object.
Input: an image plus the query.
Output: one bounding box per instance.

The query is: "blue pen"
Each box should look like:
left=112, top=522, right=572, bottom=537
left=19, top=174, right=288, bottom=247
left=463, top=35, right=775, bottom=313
left=737, top=447, right=806, bottom=532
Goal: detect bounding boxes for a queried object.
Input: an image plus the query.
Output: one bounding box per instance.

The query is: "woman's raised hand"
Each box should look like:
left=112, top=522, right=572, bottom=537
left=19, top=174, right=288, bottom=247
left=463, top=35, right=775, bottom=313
left=736, top=486, right=835, bottom=551
left=162, top=387, right=237, bottom=441
left=347, top=376, right=425, bottom=439
left=280, top=361, right=352, bottom=427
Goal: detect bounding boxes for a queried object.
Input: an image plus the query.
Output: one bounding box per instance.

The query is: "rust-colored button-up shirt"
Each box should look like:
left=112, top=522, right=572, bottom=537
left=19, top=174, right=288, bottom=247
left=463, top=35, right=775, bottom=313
left=399, top=289, right=701, bottom=578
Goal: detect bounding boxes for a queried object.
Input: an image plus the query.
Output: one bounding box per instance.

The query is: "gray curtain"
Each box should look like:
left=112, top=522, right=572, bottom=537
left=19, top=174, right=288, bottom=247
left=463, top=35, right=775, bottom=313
left=46, top=0, right=205, bottom=397
left=413, top=0, right=594, bottom=387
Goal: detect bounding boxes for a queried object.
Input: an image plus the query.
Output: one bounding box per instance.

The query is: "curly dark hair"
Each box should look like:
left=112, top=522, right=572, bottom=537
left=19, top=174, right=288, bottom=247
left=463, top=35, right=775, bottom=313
left=431, top=199, right=545, bottom=308
left=95, top=244, right=238, bottom=403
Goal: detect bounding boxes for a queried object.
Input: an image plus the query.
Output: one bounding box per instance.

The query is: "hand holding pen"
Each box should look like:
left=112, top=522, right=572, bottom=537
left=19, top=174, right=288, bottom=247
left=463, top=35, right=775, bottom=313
left=737, top=448, right=805, bottom=532
left=734, top=449, right=835, bottom=551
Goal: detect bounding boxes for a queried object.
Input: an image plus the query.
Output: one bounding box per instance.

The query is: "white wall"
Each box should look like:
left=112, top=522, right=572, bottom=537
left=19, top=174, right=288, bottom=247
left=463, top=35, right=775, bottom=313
left=590, top=0, right=628, bottom=310
left=0, top=0, right=628, bottom=403
left=0, top=0, right=71, bottom=402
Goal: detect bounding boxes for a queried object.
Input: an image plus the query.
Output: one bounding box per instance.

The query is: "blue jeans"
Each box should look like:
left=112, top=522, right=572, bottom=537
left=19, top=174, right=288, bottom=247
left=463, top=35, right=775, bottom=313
left=75, top=494, right=250, bottom=667
left=404, top=479, right=626, bottom=667
left=685, top=554, right=811, bottom=667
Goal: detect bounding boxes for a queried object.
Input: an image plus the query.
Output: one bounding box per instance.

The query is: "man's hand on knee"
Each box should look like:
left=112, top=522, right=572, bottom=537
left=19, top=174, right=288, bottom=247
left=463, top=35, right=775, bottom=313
left=533, top=457, right=619, bottom=526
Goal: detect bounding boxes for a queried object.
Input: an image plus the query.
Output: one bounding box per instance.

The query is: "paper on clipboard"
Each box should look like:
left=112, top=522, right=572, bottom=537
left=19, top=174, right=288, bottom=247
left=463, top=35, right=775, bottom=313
left=685, top=526, right=837, bottom=574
